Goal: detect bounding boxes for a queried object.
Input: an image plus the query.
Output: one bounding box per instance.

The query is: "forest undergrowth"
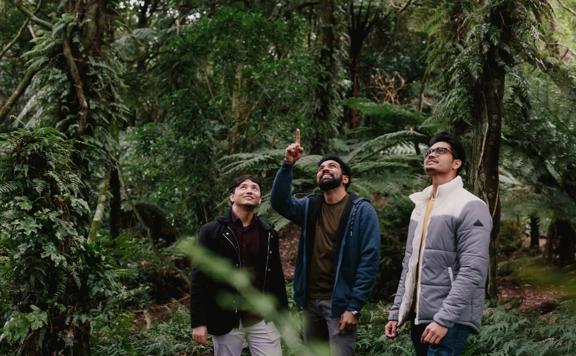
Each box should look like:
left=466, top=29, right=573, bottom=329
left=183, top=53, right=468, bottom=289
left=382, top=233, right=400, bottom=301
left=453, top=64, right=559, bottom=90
left=90, top=242, right=576, bottom=356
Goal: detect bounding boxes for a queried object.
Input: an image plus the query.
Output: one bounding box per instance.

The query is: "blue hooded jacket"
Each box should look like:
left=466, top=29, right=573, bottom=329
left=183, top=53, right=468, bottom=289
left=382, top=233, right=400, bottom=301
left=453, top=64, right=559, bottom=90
left=270, top=163, right=381, bottom=317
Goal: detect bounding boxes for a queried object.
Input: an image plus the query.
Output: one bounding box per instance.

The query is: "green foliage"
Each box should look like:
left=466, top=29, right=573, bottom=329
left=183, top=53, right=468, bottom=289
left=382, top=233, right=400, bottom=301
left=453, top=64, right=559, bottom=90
left=355, top=303, right=414, bottom=355
left=502, top=69, right=576, bottom=224
left=1, top=1, right=575, bottom=354
left=1, top=305, right=47, bottom=344
left=498, top=219, right=524, bottom=257
left=343, top=98, right=428, bottom=133
left=502, top=256, right=576, bottom=298
left=121, top=121, right=220, bottom=231
left=94, top=233, right=183, bottom=307
left=121, top=6, right=323, bottom=229
left=422, top=0, right=554, bottom=125
left=466, top=302, right=576, bottom=356
left=14, top=8, right=128, bottom=134
left=156, top=6, right=319, bottom=153
left=0, top=128, right=118, bottom=354
left=92, top=304, right=204, bottom=356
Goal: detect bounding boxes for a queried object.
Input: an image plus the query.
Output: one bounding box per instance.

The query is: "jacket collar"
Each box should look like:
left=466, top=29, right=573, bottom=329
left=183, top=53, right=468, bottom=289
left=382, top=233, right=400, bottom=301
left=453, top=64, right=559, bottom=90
left=215, top=208, right=272, bottom=231
left=409, top=176, right=463, bottom=204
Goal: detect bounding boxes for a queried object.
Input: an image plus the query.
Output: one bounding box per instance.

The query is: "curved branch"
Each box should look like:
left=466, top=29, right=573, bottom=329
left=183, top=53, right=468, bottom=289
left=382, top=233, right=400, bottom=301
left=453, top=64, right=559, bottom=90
left=0, top=18, right=30, bottom=60
left=387, top=0, right=413, bottom=13
left=0, top=64, right=44, bottom=122
left=557, top=0, right=576, bottom=17
left=2, top=0, right=44, bottom=59
left=62, top=27, right=90, bottom=136
left=15, top=0, right=53, bottom=30
left=88, top=167, right=111, bottom=242
left=398, top=0, right=413, bottom=14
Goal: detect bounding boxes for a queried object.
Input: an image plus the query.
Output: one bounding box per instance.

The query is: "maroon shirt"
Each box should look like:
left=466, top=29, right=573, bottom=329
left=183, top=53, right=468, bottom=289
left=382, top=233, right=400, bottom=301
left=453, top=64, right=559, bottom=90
left=231, top=211, right=264, bottom=324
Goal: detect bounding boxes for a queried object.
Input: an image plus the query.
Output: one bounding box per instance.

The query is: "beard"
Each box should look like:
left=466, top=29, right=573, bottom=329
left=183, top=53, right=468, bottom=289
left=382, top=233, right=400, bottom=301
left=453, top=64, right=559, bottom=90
left=317, top=174, right=343, bottom=191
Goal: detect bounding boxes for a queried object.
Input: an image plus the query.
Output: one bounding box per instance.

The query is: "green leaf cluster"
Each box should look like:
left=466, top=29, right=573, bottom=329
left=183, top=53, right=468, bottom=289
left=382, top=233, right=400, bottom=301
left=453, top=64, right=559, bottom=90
left=0, top=128, right=118, bottom=354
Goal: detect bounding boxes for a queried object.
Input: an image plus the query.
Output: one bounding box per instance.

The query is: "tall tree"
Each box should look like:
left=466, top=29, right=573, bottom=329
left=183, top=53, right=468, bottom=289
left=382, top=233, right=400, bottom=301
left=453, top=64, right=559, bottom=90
left=345, top=0, right=414, bottom=128
left=311, top=0, right=343, bottom=153
left=426, top=0, right=556, bottom=298
left=347, top=0, right=381, bottom=128
left=0, top=0, right=125, bottom=353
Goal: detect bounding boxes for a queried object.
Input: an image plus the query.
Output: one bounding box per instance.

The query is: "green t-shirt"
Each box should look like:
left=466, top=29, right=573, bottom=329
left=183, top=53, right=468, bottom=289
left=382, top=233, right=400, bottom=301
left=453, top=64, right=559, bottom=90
left=308, top=194, right=349, bottom=299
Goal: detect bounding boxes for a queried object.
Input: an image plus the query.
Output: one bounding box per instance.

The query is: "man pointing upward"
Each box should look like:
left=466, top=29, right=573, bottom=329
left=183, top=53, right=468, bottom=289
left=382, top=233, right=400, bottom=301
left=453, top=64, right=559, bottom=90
left=271, top=129, right=381, bottom=356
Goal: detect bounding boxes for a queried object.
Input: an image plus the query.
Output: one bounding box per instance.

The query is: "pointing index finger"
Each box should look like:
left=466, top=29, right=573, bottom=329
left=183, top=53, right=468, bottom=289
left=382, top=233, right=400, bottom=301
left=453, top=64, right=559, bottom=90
left=295, top=128, right=300, bottom=145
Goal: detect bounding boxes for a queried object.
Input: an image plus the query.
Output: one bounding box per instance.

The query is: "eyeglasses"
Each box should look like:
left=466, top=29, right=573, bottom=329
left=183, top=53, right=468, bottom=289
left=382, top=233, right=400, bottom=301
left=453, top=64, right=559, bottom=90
left=423, top=147, right=452, bottom=158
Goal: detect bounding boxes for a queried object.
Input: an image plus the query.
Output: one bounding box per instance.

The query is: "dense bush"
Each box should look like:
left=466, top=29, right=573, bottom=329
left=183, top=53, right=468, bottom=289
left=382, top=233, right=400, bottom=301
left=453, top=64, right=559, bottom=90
left=0, top=128, right=119, bottom=354
left=498, top=219, right=525, bottom=257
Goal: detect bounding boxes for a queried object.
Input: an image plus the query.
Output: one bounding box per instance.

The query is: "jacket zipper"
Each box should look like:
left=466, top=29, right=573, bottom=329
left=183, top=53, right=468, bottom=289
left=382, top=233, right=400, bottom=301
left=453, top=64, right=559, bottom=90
left=224, top=227, right=241, bottom=265
left=331, top=202, right=358, bottom=301
left=224, top=227, right=241, bottom=314
left=262, top=230, right=272, bottom=291
left=415, top=197, right=435, bottom=324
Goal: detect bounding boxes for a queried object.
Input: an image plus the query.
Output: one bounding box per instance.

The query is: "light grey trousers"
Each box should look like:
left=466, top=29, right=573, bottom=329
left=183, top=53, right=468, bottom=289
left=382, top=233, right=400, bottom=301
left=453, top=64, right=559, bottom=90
left=212, top=320, right=282, bottom=356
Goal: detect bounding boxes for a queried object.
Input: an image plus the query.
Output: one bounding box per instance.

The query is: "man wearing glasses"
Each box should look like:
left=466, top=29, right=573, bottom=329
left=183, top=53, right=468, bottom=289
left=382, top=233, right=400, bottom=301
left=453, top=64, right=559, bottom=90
left=385, top=132, right=492, bottom=356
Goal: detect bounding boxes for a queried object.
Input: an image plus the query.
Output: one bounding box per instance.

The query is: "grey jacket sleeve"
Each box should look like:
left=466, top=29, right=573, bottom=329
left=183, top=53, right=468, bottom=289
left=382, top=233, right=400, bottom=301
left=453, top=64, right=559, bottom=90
left=388, top=220, right=416, bottom=321
left=433, top=200, right=492, bottom=328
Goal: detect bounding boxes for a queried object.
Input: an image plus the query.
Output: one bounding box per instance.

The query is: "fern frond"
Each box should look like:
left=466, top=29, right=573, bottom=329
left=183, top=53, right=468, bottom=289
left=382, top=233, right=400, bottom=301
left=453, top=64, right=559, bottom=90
left=0, top=182, right=19, bottom=195
left=346, top=130, right=423, bottom=162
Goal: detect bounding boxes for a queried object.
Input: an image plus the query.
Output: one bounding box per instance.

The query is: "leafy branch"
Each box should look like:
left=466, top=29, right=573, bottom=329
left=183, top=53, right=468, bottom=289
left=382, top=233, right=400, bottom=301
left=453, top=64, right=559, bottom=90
left=15, top=0, right=53, bottom=30
left=0, top=18, right=29, bottom=60
left=0, top=0, right=47, bottom=121
left=62, top=25, right=90, bottom=136
left=0, top=64, right=46, bottom=122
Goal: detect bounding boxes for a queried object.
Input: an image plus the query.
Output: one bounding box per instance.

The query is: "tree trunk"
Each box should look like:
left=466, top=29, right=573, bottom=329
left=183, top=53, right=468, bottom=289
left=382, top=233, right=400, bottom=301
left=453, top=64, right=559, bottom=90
left=546, top=220, right=557, bottom=262
left=88, top=169, right=111, bottom=241
left=547, top=218, right=576, bottom=266
left=311, top=0, right=340, bottom=154
left=347, top=50, right=361, bottom=128
left=110, top=166, right=121, bottom=238
left=62, top=1, right=115, bottom=353
left=470, top=5, right=513, bottom=301
left=346, top=0, right=379, bottom=129
left=529, top=215, right=540, bottom=250
left=471, top=65, right=503, bottom=300
left=557, top=219, right=575, bottom=266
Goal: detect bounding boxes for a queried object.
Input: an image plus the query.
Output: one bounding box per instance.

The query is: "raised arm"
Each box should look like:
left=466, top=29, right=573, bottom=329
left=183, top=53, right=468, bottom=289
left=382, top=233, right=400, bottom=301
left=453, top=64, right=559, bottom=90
left=270, top=128, right=307, bottom=225
left=284, top=128, right=304, bottom=165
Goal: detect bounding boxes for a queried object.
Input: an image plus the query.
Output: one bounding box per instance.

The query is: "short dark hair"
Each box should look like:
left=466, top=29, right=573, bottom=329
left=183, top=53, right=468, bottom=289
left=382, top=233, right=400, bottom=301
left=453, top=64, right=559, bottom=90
left=228, top=175, right=261, bottom=193
left=318, top=155, right=352, bottom=189
left=429, top=132, right=465, bottom=174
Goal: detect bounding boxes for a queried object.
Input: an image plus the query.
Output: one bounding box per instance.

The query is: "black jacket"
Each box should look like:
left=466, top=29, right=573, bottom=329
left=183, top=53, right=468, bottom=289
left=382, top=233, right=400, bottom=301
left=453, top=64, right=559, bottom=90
left=189, top=210, right=288, bottom=336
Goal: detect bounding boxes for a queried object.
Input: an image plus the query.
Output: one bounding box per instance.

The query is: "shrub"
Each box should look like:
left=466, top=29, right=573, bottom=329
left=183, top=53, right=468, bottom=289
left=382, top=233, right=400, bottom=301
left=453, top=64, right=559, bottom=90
left=0, top=128, right=118, bottom=354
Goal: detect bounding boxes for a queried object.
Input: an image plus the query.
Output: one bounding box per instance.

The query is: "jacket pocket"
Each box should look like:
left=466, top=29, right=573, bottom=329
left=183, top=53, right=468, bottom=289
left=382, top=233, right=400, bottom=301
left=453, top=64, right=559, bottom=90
left=448, top=267, right=454, bottom=285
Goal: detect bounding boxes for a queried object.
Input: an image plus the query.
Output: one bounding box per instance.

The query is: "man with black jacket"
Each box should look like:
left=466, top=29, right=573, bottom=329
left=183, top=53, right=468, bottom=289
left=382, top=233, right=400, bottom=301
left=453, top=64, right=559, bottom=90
left=190, top=175, right=288, bottom=356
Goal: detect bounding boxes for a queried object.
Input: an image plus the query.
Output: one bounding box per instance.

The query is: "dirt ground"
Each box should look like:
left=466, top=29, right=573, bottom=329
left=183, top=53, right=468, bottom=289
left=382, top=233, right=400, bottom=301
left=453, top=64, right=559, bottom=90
left=497, top=275, right=564, bottom=313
